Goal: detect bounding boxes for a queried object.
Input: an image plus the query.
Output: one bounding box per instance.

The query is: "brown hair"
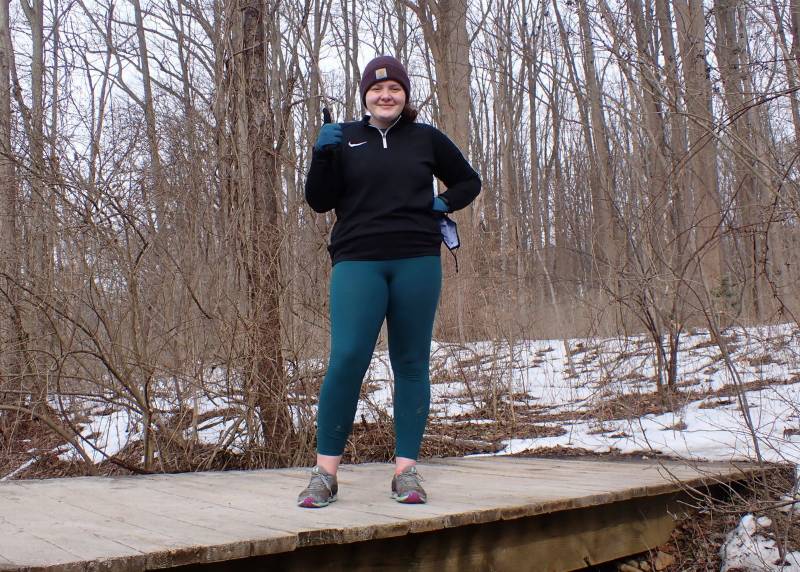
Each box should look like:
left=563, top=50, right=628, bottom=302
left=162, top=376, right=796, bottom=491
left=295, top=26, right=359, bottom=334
left=401, top=104, right=418, bottom=122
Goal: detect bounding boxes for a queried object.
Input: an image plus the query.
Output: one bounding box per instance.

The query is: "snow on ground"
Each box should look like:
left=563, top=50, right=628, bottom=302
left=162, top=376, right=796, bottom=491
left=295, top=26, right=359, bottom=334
left=48, top=323, right=800, bottom=469
left=444, top=325, right=800, bottom=465
left=59, top=408, right=139, bottom=464
left=498, top=383, right=800, bottom=464
left=721, top=514, right=800, bottom=571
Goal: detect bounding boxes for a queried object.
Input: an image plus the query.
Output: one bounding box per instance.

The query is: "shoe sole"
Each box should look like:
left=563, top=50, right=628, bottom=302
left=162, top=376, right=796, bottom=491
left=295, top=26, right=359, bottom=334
left=298, top=494, right=337, bottom=508
left=391, top=491, right=426, bottom=504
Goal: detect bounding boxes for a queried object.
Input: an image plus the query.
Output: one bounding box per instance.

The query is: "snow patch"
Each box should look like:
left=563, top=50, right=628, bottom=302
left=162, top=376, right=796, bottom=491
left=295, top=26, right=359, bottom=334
left=60, top=409, right=139, bottom=464
left=721, top=514, right=800, bottom=571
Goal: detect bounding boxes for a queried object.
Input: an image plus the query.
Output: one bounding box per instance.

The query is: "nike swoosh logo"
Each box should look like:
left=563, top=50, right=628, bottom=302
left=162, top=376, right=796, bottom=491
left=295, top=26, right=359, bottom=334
left=348, top=141, right=367, bottom=147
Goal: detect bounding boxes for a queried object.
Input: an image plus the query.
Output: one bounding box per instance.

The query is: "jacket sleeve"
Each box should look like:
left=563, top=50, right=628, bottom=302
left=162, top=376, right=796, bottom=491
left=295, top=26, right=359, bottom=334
left=304, top=148, right=344, bottom=213
left=431, top=128, right=481, bottom=212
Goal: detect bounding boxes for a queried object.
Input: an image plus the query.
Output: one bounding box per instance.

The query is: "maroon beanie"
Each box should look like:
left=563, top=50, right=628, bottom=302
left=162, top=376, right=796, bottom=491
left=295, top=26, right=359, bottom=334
left=359, top=56, right=411, bottom=106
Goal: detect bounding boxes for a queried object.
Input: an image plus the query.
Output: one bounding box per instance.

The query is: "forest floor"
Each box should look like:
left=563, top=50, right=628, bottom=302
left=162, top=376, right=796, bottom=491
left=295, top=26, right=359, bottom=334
left=3, top=323, right=800, bottom=570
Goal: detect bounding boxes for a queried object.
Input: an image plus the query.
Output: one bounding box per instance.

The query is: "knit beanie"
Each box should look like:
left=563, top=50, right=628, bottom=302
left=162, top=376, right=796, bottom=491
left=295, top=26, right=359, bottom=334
left=359, top=56, right=411, bottom=106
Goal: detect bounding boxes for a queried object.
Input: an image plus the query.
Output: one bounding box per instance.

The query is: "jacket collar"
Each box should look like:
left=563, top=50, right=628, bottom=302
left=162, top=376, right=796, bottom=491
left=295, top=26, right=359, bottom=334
left=361, top=114, right=407, bottom=129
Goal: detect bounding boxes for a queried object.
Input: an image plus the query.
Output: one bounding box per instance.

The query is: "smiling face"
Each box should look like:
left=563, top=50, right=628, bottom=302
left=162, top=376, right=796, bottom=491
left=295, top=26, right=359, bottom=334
left=365, top=80, right=406, bottom=128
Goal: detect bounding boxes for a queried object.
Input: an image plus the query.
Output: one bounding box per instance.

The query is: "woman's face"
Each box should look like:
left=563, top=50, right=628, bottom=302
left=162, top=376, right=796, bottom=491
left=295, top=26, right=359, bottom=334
left=365, top=80, right=406, bottom=125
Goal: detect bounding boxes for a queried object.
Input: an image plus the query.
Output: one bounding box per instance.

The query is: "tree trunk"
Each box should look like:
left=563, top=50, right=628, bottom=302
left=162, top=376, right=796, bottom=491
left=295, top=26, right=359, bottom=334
left=230, top=0, right=292, bottom=466
left=409, top=0, right=473, bottom=340
left=769, top=0, right=800, bottom=146
left=654, top=0, right=689, bottom=263
left=19, top=0, right=50, bottom=293
left=792, top=0, right=800, bottom=71
left=673, top=0, right=724, bottom=302
left=0, top=0, right=24, bottom=403
left=131, top=0, right=166, bottom=230
left=576, top=0, right=624, bottom=302
left=714, top=0, right=771, bottom=321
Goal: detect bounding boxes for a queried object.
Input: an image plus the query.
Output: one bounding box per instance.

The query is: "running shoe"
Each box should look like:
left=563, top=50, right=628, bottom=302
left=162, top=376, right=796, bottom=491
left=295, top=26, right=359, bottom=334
left=391, top=466, right=427, bottom=504
left=297, top=466, right=338, bottom=508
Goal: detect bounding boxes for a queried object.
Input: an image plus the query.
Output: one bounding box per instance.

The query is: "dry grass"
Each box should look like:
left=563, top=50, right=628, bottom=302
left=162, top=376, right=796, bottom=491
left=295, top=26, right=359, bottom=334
left=0, top=417, right=77, bottom=478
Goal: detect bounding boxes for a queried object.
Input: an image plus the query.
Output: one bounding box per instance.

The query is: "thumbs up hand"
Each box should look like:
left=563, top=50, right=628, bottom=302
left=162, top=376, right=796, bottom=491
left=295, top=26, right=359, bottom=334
left=314, top=107, right=342, bottom=152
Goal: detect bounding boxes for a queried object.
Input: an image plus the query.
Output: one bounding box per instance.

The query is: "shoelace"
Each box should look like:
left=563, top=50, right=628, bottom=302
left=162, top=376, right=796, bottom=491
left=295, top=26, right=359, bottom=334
left=306, top=468, right=333, bottom=495
left=396, top=469, right=424, bottom=490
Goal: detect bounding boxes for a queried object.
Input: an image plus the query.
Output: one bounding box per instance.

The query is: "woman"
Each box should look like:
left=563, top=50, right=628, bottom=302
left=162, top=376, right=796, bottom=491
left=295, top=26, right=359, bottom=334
left=299, top=55, right=481, bottom=507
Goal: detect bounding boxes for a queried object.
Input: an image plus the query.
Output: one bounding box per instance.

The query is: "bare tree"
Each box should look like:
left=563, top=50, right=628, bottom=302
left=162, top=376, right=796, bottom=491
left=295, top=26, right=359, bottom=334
left=0, top=0, right=24, bottom=404
left=673, top=0, right=725, bottom=300
left=226, top=0, right=294, bottom=465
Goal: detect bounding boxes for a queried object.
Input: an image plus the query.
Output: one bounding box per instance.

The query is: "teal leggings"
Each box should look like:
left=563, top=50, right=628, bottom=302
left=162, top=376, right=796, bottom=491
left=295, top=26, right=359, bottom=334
left=317, top=256, right=442, bottom=459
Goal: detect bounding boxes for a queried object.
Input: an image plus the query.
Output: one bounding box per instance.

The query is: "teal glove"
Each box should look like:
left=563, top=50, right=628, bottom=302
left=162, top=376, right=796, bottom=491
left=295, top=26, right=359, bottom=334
left=432, top=196, right=450, bottom=213
left=314, top=123, right=342, bottom=152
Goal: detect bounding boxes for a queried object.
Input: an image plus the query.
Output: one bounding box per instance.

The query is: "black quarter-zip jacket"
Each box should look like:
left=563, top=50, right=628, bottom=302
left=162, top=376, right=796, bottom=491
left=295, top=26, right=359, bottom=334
left=305, top=115, right=481, bottom=265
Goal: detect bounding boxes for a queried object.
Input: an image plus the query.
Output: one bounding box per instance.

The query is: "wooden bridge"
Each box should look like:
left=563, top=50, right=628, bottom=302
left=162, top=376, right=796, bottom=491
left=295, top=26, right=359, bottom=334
left=0, top=456, right=774, bottom=571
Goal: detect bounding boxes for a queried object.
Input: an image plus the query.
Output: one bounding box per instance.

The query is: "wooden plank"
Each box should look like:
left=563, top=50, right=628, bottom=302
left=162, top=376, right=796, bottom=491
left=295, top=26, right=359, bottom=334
left=258, top=468, right=510, bottom=539
left=132, top=472, right=418, bottom=543
left=0, top=530, right=83, bottom=568
left=7, top=477, right=298, bottom=568
left=430, top=457, right=752, bottom=497
left=15, top=476, right=298, bottom=536
left=8, top=469, right=427, bottom=565
left=416, top=460, right=688, bottom=505
left=199, top=469, right=482, bottom=535
left=25, top=472, right=415, bottom=559
left=0, top=486, right=154, bottom=561
left=22, top=477, right=295, bottom=547
left=434, top=456, right=746, bottom=482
